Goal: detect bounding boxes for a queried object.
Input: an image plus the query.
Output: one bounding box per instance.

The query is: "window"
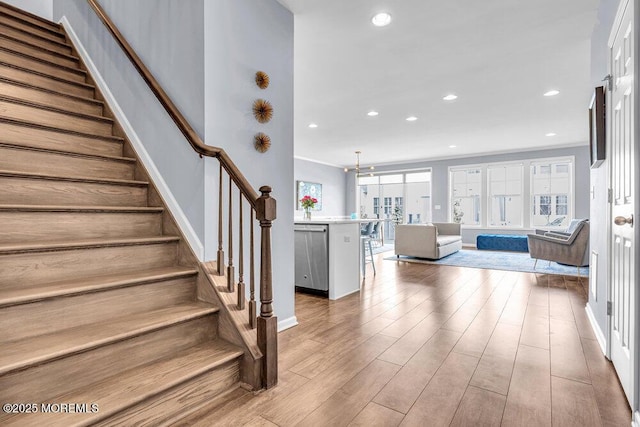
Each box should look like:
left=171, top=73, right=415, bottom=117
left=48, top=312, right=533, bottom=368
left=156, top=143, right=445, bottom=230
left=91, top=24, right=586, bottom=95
left=556, top=195, right=568, bottom=215
left=488, top=164, right=523, bottom=227
left=357, top=170, right=431, bottom=225
left=450, top=167, right=481, bottom=225
left=531, top=159, right=573, bottom=227
left=383, top=197, right=392, bottom=216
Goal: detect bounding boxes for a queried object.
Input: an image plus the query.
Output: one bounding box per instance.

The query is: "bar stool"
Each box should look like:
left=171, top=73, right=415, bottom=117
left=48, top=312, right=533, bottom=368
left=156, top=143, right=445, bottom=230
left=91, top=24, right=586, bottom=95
left=361, top=234, right=376, bottom=277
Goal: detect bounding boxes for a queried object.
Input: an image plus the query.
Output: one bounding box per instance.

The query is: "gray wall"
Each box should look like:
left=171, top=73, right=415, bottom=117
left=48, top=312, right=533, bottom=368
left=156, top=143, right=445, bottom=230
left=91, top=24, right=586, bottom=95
left=294, top=158, right=347, bottom=218
left=203, top=0, right=295, bottom=327
left=54, top=0, right=295, bottom=327
left=347, top=145, right=591, bottom=244
left=53, top=0, right=206, bottom=242
left=4, top=0, right=53, bottom=20
left=588, top=0, right=620, bottom=343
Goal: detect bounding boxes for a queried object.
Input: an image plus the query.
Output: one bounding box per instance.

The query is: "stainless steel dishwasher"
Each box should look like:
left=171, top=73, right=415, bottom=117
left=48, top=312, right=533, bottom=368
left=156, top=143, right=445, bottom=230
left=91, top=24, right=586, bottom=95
left=294, top=223, right=329, bottom=296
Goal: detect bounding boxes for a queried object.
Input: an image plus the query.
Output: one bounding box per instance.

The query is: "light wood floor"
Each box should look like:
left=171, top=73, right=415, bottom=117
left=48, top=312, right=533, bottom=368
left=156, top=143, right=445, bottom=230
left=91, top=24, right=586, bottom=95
left=181, top=253, right=631, bottom=426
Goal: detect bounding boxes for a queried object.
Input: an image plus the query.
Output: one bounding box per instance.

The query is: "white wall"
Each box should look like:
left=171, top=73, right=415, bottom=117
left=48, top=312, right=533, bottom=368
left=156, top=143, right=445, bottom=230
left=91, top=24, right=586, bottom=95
left=4, top=0, right=53, bottom=20
left=294, top=158, right=347, bottom=218
left=588, top=0, right=620, bottom=347
left=204, top=0, right=295, bottom=328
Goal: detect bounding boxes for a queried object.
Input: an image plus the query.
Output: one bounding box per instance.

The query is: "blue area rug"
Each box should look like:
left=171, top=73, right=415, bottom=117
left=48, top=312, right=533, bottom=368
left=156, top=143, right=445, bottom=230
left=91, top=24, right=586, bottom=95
left=385, top=249, right=588, bottom=277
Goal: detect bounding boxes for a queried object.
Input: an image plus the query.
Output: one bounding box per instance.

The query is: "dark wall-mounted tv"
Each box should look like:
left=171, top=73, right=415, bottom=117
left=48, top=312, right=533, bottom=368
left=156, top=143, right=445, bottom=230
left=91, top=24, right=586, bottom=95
left=589, top=86, right=606, bottom=168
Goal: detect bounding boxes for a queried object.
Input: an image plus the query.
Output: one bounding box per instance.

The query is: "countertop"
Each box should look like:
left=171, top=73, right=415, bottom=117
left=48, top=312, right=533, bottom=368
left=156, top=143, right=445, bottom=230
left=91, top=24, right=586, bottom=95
left=294, top=218, right=384, bottom=225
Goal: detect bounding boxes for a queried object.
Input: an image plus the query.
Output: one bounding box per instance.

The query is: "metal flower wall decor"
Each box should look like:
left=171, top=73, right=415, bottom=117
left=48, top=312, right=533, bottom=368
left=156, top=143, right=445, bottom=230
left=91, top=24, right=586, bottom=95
left=255, top=71, right=270, bottom=89
left=254, top=132, right=271, bottom=153
left=252, top=99, right=273, bottom=123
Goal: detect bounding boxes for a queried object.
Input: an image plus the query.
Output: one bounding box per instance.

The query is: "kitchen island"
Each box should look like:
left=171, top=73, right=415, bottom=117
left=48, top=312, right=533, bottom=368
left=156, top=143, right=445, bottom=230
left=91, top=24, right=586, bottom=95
left=294, top=219, right=362, bottom=300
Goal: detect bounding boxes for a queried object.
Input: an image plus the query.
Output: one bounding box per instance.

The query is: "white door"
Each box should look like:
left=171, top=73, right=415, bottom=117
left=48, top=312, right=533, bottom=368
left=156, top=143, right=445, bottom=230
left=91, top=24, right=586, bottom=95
left=609, top=0, right=635, bottom=405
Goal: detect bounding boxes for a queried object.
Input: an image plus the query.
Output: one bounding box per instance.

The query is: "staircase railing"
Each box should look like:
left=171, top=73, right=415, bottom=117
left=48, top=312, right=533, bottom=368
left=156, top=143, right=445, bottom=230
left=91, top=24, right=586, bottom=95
left=85, top=0, right=277, bottom=388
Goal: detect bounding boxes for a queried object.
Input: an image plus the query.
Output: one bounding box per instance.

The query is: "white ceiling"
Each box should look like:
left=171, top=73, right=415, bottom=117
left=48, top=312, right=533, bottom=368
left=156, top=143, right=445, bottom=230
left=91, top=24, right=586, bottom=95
left=277, top=0, right=600, bottom=168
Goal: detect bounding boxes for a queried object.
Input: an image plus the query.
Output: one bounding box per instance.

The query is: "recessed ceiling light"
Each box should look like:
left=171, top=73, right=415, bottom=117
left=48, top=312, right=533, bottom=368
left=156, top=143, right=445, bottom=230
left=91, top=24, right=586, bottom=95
left=449, top=145, right=457, bottom=148
left=308, top=123, right=318, bottom=128
left=543, top=90, right=560, bottom=97
left=545, top=132, right=557, bottom=137
left=371, top=12, right=391, bottom=27
left=443, top=94, right=458, bottom=101
left=367, top=111, right=379, bottom=117
left=406, top=116, right=418, bottom=122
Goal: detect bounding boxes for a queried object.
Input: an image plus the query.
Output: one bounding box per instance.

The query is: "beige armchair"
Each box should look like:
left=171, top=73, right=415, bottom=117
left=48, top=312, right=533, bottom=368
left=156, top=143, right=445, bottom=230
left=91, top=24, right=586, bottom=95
left=527, top=219, right=590, bottom=269
left=395, top=223, right=462, bottom=260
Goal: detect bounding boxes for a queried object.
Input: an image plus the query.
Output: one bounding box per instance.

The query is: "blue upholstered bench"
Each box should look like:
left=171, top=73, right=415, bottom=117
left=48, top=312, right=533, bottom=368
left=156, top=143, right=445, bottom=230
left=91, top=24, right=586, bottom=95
left=476, top=234, right=529, bottom=252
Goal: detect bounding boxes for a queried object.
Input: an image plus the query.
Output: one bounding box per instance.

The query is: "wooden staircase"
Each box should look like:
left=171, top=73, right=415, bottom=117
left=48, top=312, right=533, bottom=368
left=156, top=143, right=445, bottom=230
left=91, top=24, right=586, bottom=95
left=0, top=3, right=247, bottom=425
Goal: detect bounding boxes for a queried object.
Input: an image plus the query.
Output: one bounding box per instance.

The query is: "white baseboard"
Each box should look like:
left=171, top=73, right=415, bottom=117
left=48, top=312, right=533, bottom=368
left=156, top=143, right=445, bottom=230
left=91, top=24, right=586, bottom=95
left=585, top=302, right=607, bottom=354
left=60, top=16, right=204, bottom=260
left=633, top=410, right=640, bottom=427
left=278, top=316, right=298, bottom=332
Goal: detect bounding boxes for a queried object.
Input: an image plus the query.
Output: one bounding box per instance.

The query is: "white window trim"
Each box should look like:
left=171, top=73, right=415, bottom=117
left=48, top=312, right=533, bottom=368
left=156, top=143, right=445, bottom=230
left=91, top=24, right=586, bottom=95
left=449, top=164, right=484, bottom=227
left=529, top=156, right=575, bottom=229
left=448, top=156, right=575, bottom=230
left=486, top=162, right=525, bottom=229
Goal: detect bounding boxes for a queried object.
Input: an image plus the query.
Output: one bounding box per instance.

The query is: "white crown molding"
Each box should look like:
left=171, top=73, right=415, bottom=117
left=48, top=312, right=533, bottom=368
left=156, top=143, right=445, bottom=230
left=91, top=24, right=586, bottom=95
left=60, top=16, right=205, bottom=260
left=294, top=155, right=342, bottom=168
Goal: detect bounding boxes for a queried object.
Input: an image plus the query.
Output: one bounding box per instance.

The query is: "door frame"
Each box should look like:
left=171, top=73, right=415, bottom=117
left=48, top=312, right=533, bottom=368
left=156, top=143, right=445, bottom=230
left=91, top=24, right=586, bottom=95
left=607, top=0, right=640, bottom=423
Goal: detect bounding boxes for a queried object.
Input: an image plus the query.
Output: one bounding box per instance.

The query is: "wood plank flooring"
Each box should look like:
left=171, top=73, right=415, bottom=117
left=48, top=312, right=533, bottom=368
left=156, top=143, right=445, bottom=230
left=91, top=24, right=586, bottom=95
left=181, top=254, right=631, bottom=426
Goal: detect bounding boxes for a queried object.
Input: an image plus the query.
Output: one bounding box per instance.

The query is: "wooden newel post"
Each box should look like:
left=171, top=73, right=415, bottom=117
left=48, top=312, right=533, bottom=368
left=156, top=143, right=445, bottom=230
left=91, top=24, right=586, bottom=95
left=255, top=185, right=278, bottom=389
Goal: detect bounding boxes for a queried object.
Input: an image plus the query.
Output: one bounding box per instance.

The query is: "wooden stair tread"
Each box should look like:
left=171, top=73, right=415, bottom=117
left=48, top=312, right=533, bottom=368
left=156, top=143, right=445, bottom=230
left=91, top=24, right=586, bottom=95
left=0, top=61, right=94, bottom=89
left=0, top=18, right=69, bottom=48
left=0, top=75, right=103, bottom=106
left=0, top=235, right=180, bottom=255
left=0, top=142, right=135, bottom=163
left=1, top=340, right=242, bottom=426
left=0, top=266, right=197, bottom=307
left=0, top=45, right=86, bottom=76
left=0, top=204, right=162, bottom=213
left=0, top=169, right=147, bottom=186
left=0, top=3, right=63, bottom=34
left=0, top=117, right=123, bottom=143
left=0, top=94, right=113, bottom=124
left=0, top=302, right=221, bottom=376
left=0, top=32, right=79, bottom=62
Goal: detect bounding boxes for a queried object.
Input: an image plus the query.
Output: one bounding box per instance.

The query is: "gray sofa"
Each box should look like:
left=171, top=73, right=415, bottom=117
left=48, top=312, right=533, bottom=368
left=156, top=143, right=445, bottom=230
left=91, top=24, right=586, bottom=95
left=394, top=223, right=462, bottom=260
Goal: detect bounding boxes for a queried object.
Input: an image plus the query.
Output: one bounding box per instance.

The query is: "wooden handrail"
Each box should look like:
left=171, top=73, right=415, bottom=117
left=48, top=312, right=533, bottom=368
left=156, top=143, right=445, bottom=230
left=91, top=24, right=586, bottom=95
left=86, top=0, right=260, bottom=205
left=85, top=0, right=277, bottom=389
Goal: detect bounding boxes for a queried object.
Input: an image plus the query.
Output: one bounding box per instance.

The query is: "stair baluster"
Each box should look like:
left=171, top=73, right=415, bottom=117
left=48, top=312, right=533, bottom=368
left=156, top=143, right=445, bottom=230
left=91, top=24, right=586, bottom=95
left=227, top=175, right=234, bottom=292
left=249, top=209, right=257, bottom=329
left=216, top=163, right=224, bottom=275
left=237, top=192, right=245, bottom=309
